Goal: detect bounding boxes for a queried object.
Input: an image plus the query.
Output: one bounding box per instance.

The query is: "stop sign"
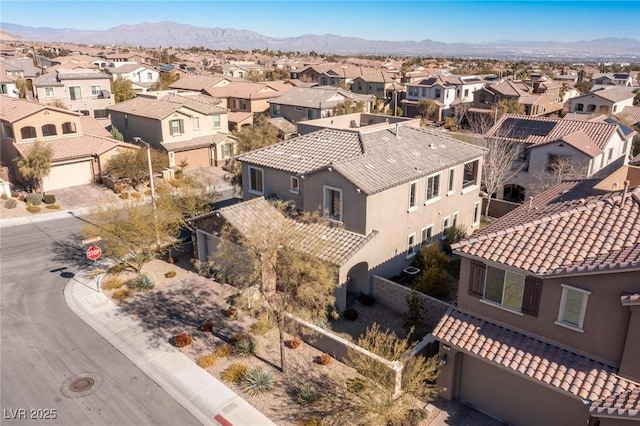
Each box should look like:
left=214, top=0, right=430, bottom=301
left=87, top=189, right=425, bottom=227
left=86, top=245, right=102, bottom=261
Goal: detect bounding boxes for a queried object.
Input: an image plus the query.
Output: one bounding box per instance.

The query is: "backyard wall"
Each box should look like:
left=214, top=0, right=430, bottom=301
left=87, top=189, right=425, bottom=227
left=481, top=197, right=521, bottom=218
left=370, top=275, right=451, bottom=331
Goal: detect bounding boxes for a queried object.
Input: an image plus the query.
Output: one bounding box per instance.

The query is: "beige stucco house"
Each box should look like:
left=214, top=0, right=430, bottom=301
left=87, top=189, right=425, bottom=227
left=193, top=124, right=486, bottom=311
left=569, top=87, right=635, bottom=116
left=434, top=166, right=640, bottom=426
left=107, top=91, right=236, bottom=169
left=0, top=96, right=137, bottom=191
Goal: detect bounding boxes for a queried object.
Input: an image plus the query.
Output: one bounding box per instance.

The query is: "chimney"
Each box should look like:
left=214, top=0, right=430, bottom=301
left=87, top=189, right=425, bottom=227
left=528, top=196, right=534, bottom=208
left=621, top=180, right=630, bottom=205
left=395, top=123, right=400, bottom=138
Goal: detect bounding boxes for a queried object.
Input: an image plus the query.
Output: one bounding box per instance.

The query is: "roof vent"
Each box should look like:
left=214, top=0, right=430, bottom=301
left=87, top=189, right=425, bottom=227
left=429, top=143, right=436, bottom=149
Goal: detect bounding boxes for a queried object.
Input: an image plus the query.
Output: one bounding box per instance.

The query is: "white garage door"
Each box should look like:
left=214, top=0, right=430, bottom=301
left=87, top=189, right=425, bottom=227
left=43, top=161, right=93, bottom=191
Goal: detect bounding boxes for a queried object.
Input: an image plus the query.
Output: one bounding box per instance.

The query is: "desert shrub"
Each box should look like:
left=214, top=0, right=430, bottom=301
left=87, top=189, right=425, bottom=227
left=228, top=295, right=249, bottom=309
left=196, top=353, right=218, bottom=368
left=4, top=198, right=17, bottom=209
left=222, top=363, right=248, bottom=383
left=233, top=335, right=257, bottom=357
left=42, top=194, right=56, bottom=204
left=108, top=263, right=128, bottom=274
left=164, top=270, right=176, bottom=278
left=242, top=367, right=275, bottom=395
left=119, top=192, right=129, bottom=200
left=26, top=205, right=41, bottom=213
left=297, top=384, right=320, bottom=405
left=144, top=189, right=152, bottom=196
left=174, top=333, right=192, bottom=348
left=25, top=192, right=42, bottom=206
left=413, top=268, right=454, bottom=300
left=250, top=317, right=273, bottom=336
left=404, top=408, right=427, bottom=426
left=45, top=204, right=60, bottom=209
left=131, top=273, right=154, bottom=290
left=343, top=308, right=358, bottom=321
left=317, top=353, right=331, bottom=365
left=101, top=276, right=125, bottom=291
left=404, top=290, right=425, bottom=335
left=412, top=244, right=449, bottom=272
left=445, top=224, right=467, bottom=244
left=199, top=322, right=214, bottom=332
left=112, top=288, right=131, bottom=300
left=130, top=192, right=141, bottom=199
left=287, top=337, right=302, bottom=349
left=346, top=377, right=367, bottom=394
left=114, top=183, right=127, bottom=194
left=214, top=344, right=233, bottom=358
left=297, top=417, right=323, bottom=426
left=18, top=192, right=26, bottom=201
left=360, top=294, right=376, bottom=306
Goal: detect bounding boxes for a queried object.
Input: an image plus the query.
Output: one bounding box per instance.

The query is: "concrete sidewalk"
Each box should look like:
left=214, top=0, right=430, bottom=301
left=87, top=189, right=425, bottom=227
left=64, top=273, right=275, bottom=426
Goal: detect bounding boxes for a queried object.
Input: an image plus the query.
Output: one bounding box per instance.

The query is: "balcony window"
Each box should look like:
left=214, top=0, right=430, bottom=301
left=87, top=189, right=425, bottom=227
left=323, top=185, right=342, bottom=222
left=248, top=166, right=264, bottom=195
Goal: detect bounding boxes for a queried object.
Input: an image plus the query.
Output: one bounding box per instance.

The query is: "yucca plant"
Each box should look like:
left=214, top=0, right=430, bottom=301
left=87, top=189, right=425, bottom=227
left=242, top=367, right=275, bottom=395
left=233, top=335, right=257, bottom=357
left=297, top=384, right=320, bottom=405
left=131, top=273, right=154, bottom=290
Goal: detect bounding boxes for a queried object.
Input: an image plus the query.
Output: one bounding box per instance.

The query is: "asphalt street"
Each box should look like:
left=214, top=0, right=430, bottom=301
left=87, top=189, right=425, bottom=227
left=0, top=216, right=201, bottom=426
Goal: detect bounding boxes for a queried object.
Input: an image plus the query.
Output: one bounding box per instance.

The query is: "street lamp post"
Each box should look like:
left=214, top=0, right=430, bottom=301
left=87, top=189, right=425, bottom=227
left=133, top=137, right=160, bottom=248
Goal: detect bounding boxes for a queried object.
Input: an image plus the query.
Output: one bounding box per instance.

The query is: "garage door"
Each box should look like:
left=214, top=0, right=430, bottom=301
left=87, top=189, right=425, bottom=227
left=458, top=354, right=589, bottom=426
left=43, top=161, right=93, bottom=191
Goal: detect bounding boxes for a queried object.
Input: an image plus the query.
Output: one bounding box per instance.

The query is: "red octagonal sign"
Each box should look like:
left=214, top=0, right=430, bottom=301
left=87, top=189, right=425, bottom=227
left=86, top=245, right=102, bottom=261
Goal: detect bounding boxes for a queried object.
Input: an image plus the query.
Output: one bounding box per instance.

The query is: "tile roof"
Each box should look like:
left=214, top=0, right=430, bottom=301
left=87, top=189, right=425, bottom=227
left=108, top=93, right=226, bottom=119
left=356, top=70, right=397, bottom=83
left=581, top=87, right=635, bottom=103
left=455, top=178, right=640, bottom=276
left=268, top=87, right=373, bottom=108
left=620, top=292, right=640, bottom=306
left=0, top=96, right=78, bottom=123
left=14, top=135, right=136, bottom=161
left=590, top=387, right=640, bottom=419
left=162, top=133, right=229, bottom=152
left=619, top=106, right=640, bottom=126
left=203, top=81, right=285, bottom=100
left=111, top=63, right=151, bottom=74
left=168, top=74, right=237, bottom=91
left=202, top=197, right=377, bottom=266
left=237, top=126, right=487, bottom=195
left=79, top=116, right=111, bottom=137
left=433, top=308, right=639, bottom=403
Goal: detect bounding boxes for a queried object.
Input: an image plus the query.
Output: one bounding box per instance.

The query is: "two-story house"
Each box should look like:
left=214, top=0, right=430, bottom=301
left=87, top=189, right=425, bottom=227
left=107, top=91, right=236, bottom=169
left=591, top=72, right=635, bottom=87
left=350, top=70, right=404, bottom=113
left=0, top=96, right=137, bottom=191
left=32, top=69, right=115, bottom=119
left=109, top=63, right=159, bottom=93
left=0, top=66, right=18, bottom=98
left=433, top=166, right=640, bottom=426
left=192, top=124, right=486, bottom=311
left=317, top=66, right=367, bottom=87
left=268, top=87, right=374, bottom=123
left=569, top=87, right=635, bottom=116
left=484, top=114, right=635, bottom=202
left=222, top=62, right=264, bottom=79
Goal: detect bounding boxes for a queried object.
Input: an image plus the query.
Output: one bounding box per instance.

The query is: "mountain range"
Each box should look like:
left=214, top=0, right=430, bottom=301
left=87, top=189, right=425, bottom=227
left=1, top=22, right=639, bottom=61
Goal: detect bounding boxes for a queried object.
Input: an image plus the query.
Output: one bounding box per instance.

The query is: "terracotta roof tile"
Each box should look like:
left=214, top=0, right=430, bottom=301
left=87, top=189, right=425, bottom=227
left=434, top=309, right=639, bottom=403
left=591, top=388, right=640, bottom=418
left=14, top=135, right=136, bottom=161
left=108, top=93, right=226, bottom=119
left=1, top=96, right=78, bottom=123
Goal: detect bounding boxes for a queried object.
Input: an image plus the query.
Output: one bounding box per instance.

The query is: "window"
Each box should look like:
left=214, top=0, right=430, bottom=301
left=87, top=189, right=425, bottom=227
left=442, top=216, right=450, bottom=232
left=426, top=173, right=440, bottom=201
left=421, top=225, right=433, bottom=247
left=484, top=266, right=525, bottom=312
left=452, top=212, right=459, bottom=228
left=406, top=233, right=418, bottom=258
left=463, top=160, right=479, bottom=188
left=69, top=86, right=82, bottom=101
left=479, top=93, right=487, bottom=104
left=239, top=99, right=248, bottom=111
left=447, top=168, right=455, bottom=193
left=587, top=104, right=596, bottom=112
left=221, top=143, right=232, bottom=158
left=575, top=103, right=584, bottom=111
left=408, top=181, right=418, bottom=210
left=94, top=109, right=108, bottom=119
left=169, top=119, right=183, bottom=136
left=124, top=114, right=129, bottom=128
left=556, top=284, right=590, bottom=331
left=21, top=126, right=36, bottom=139
left=147, top=72, right=152, bottom=80
left=464, top=89, right=469, bottom=97
left=62, top=122, right=76, bottom=134
left=473, top=201, right=481, bottom=225
left=290, top=176, right=299, bottom=194
left=41, top=124, right=57, bottom=137
left=546, top=154, right=572, bottom=172
left=213, top=114, right=221, bottom=128
left=599, top=105, right=609, bottom=113
left=622, top=139, right=628, bottom=155
left=44, top=87, right=54, bottom=97
left=248, top=166, right=264, bottom=195
left=271, top=104, right=281, bottom=116
left=307, top=109, right=316, bottom=120
left=435, top=88, right=441, bottom=99
left=408, top=87, right=419, bottom=97
left=607, top=147, right=614, bottom=162
left=323, top=186, right=342, bottom=222
left=0, top=84, right=7, bottom=94
left=193, top=117, right=200, bottom=131
left=613, top=105, right=618, bottom=113
left=80, top=110, right=90, bottom=116
left=91, top=85, right=102, bottom=96
left=3, top=125, right=14, bottom=139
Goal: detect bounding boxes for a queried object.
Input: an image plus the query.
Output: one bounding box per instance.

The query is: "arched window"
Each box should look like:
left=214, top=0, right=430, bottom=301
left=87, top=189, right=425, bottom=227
left=587, top=104, right=596, bottom=112
left=598, top=105, right=609, bottom=113
left=62, top=122, right=77, bottom=134
left=20, top=126, right=36, bottom=139
left=42, top=124, right=57, bottom=137
left=575, top=103, right=584, bottom=111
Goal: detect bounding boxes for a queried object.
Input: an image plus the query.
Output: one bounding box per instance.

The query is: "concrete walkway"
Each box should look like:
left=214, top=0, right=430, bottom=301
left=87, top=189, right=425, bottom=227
left=64, top=272, right=276, bottom=426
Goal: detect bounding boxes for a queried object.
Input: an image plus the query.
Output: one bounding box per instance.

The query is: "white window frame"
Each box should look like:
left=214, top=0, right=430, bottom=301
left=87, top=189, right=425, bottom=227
left=192, top=116, right=200, bottom=131
left=169, top=119, right=183, bottom=136
left=473, top=201, right=481, bottom=226
left=555, top=284, right=590, bottom=332
left=69, top=86, right=82, bottom=101
left=44, top=87, right=54, bottom=97
left=421, top=225, right=433, bottom=247
left=408, top=180, right=418, bottom=211
left=406, top=233, right=418, bottom=259
left=447, top=167, right=455, bottom=194
left=290, top=176, right=300, bottom=194
left=442, top=216, right=450, bottom=235
left=213, top=114, right=221, bottom=128
left=462, top=159, right=480, bottom=193
left=480, top=266, right=526, bottom=315
left=248, top=166, right=264, bottom=195
left=451, top=211, right=459, bottom=228
left=91, top=85, right=102, bottom=96
left=323, top=185, right=343, bottom=223
left=425, top=172, right=441, bottom=204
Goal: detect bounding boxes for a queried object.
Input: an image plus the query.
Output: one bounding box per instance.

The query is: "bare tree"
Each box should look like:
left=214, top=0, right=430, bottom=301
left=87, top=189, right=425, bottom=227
left=529, top=156, right=588, bottom=197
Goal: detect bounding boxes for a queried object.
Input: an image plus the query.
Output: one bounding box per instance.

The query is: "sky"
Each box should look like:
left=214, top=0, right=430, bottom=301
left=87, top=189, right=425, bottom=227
left=1, top=1, right=639, bottom=43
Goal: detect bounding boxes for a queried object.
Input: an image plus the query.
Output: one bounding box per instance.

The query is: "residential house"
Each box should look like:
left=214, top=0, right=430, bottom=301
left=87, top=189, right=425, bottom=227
left=0, top=96, right=138, bottom=190
left=268, top=86, right=374, bottom=122
left=0, top=66, right=18, bottom=97
left=168, top=74, right=237, bottom=92
left=100, top=52, right=152, bottom=65
left=107, top=91, right=236, bottom=169
left=193, top=124, right=486, bottom=311
left=296, top=112, right=420, bottom=135
left=317, top=66, right=368, bottom=88
left=290, top=64, right=333, bottom=83
left=484, top=114, right=635, bottom=202
left=350, top=70, right=404, bottom=113
left=433, top=166, right=640, bottom=426
left=32, top=68, right=115, bottom=119
left=569, top=87, right=635, bottom=116
left=109, top=63, right=159, bottom=93
left=591, top=72, right=635, bottom=87
left=618, top=105, right=640, bottom=127
left=222, top=61, right=264, bottom=79
left=203, top=81, right=293, bottom=130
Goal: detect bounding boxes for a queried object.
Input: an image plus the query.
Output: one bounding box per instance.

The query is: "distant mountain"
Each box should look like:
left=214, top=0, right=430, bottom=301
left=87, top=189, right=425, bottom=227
left=1, top=22, right=638, bottom=60
left=0, top=29, right=22, bottom=41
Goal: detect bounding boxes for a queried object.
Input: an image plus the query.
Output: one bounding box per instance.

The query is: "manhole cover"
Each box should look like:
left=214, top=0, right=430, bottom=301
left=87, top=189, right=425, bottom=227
left=69, top=377, right=95, bottom=392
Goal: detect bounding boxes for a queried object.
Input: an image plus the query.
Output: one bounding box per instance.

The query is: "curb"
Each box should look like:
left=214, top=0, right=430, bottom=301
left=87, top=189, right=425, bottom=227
left=64, top=276, right=275, bottom=426
left=0, top=207, right=92, bottom=228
